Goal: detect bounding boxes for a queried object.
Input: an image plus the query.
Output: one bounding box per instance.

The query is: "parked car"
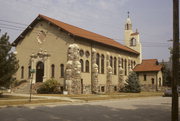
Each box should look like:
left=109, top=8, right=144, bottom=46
left=163, top=89, right=172, bottom=97
left=0, top=87, right=6, bottom=95
left=0, top=87, right=6, bottom=90
left=163, top=87, right=180, bottom=97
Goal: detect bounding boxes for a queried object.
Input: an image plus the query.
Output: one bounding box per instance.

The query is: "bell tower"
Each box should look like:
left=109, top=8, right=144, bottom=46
left=124, top=12, right=142, bottom=63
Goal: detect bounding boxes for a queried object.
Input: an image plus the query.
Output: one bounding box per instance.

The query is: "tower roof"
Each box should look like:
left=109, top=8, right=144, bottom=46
left=126, top=17, right=132, bottom=25
left=126, top=11, right=132, bottom=24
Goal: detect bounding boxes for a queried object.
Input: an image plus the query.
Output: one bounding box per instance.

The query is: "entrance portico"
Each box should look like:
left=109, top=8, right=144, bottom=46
left=30, top=50, right=50, bottom=83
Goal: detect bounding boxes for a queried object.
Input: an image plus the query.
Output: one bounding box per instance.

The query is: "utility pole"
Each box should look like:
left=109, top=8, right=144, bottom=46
left=172, top=0, right=179, bottom=121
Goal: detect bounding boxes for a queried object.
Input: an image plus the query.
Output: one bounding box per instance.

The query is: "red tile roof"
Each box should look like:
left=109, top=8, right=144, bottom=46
left=39, top=15, right=139, bottom=54
left=13, top=14, right=139, bottom=55
left=131, top=32, right=139, bottom=36
left=133, top=59, right=162, bottom=72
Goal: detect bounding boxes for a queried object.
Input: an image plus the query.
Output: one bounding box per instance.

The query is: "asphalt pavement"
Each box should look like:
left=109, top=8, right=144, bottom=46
left=0, top=96, right=178, bottom=121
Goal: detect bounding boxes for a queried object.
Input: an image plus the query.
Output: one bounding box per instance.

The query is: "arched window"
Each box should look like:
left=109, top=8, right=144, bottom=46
left=96, top=53, right=100, bottom=73
left=85, top=51, right=90, bottom=58
left=85, top=60, right=89, bottom=72
left=51, top=64, right=55, bottom=78
left=80, top=59, right=84, bottom=72
left=144, top=74, right=147, bottom=81
left=128, top=59, right=131, bottom=68
left=79, top=49, right=84, bottom=57
left=152, top=78, right=155, bottom=85
left=134, top=61, right=136, bottom=67
left=28, top=66, right=31, bottom=79
left=114, top=57, right=117, bottom=75
left=110, top=56, right=113, bottom=67
left=21, top=66, right=24, bottom=79
left=159, top=78, right=161, bottom=87
left=101, top=54, right=104, bottom=74
left=131, top=60, right=133, bottom=69
left=60, top=64, right=64, bottom=77
left=121, top=58, right=124, bottom=68
left=125, top=59, right=127, bottom=76
left=118, top=57, right=120, bottom=68
left=130, top=38, right=136, bottom=46
left=126, top=24, right=129, bottom=30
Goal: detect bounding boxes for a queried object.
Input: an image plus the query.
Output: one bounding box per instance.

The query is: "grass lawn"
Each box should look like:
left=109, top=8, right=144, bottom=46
left=0, top=92, right=163, bottom=107
left=0, top=95, right=29, bottom=100
left=0, top=94, right=70, bottom=107
left=35, top=92, right=163, bottom=101
left=71, top=92, right=163, bottom=101
left=0, top=99, right=69, bottom=107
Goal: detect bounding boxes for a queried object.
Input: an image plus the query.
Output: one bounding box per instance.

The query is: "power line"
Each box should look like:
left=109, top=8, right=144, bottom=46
left=0, top=23, right=25, bottom=29
left=0, top=26, right=24, bottom=31
left=0, top=19, right=27, bottom=26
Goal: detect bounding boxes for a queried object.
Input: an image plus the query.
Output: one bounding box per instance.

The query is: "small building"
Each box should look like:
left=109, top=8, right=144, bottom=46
left=133, top=59, right=163, bottom=91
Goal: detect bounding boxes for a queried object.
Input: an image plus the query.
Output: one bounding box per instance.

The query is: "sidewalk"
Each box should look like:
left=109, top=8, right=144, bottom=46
left=3, top=93, right=84, bottom=102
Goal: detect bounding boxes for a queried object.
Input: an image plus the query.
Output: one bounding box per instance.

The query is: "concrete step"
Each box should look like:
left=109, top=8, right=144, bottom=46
left=12, top=82, right=43, bottom=94
left=12, top=82, right=31, bottom=94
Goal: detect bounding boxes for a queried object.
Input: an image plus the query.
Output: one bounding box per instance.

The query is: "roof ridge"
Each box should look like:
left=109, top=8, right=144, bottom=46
left=39, top=14, right=113, bottom=40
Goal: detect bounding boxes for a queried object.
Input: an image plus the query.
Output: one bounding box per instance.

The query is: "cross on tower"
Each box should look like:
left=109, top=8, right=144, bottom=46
left=128, top=11, right=130, bottom=18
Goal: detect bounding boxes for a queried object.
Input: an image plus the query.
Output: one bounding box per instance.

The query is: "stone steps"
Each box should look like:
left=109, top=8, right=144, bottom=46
left=12, top=82, right=43, bottom=94
left=12, top=82, right=30, bottom=94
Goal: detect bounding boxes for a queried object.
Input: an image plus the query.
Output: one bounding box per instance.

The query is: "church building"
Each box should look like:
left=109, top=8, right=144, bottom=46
left=12, top=14, right=142, bottom=94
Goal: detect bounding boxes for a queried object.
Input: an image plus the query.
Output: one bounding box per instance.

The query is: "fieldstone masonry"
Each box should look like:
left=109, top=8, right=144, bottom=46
left=118, top=56, right=125, bottom=91
left=65, top=44, right=81, bottom=94
left=91, top=48, right=99, bottom=93
left=106, top=52, right=113, bottom=93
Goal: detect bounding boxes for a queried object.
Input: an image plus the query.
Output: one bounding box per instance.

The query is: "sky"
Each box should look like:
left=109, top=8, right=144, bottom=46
left=0, top=0, right=178, bottom=61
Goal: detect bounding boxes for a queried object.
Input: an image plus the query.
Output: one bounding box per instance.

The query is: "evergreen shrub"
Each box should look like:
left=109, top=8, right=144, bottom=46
left=121, top=71, right=141, bottom=93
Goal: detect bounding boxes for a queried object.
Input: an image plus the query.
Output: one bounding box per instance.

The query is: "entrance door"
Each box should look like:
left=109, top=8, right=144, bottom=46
left=36, top=61, right=44, bottom=82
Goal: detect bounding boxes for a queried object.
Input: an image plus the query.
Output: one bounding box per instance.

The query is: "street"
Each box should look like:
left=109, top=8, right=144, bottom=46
left=0, top=97, right=178, bottom=121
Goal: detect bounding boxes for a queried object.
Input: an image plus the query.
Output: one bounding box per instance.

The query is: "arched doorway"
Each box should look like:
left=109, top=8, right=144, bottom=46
left=151, top=78, right=155, bottom=85
left=159, top=77, right=161, bottom=87
left=36, top=61, right=44, bottom=82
